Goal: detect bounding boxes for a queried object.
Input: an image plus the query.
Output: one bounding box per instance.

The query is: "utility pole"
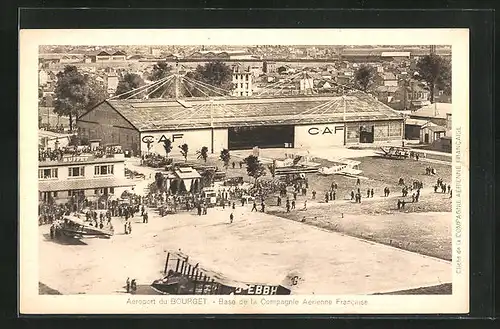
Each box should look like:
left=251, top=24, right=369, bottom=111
left=343, top=86, right=347, bottom=146
left=175, top=59, right=180, bottom=99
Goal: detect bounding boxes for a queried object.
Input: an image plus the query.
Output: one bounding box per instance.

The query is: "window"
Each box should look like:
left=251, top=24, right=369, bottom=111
left=94, top=165, right=114, bottom=176
left=53, top=191, right=58, bottom=197
left=38, top=168, right=58, bottom=179
left=68, top=166, right=85, bottom=177
left=110, top=187, right=115, bottom=194
left=94, top=189, right=100, bottom=195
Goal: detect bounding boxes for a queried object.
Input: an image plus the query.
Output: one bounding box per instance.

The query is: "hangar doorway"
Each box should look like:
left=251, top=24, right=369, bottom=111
left=359, top=125, right=374, bottom=143
left=228, top=125, right=294, bottom=150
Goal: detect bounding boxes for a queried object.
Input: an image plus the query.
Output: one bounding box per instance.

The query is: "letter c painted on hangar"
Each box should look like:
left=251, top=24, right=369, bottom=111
left=308, top=127, right=319, bottom=135
left=142, top=135, right=154, bottom=144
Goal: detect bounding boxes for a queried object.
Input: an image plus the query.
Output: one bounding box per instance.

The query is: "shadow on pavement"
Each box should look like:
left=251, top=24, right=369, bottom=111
left=42, top=233, right=87, bottom=245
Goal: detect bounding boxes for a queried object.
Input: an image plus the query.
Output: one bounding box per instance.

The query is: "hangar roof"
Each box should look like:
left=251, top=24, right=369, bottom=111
left=86, top=92, right=404, bottom=131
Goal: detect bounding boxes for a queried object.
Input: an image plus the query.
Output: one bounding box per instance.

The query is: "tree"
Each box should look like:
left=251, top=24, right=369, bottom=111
left=220, top=149, right=231, bottom=169
left=184, top=61, right=232, bottom=97
left=155, top=172, right=165, bottom=192
left=196, top=146, right=209, bottom=163
left=267, top=162, right=276, bottom=178
left=148, top=62, right=172, bottom=98
left=53, top=66, right=106, bottom=130
left=243, top=155, right=266, bottom=184
left=115, top=73, right=145, bottom=99
left=162, top=139, right=172, bottom=157
left=179, top=143, right=189, bottom=162
left=354, top=65, right=377, bottom=92
left=415, top=54, right=451, bottom=103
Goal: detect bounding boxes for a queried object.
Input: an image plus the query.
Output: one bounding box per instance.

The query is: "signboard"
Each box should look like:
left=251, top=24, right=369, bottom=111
left=62, top=156, right=89, bottom=163
left=294, top=124, right=344, bottom=149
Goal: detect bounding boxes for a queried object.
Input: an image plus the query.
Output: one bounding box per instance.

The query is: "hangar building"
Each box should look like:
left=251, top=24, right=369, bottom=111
left=76, top=92, right=404, bottom=156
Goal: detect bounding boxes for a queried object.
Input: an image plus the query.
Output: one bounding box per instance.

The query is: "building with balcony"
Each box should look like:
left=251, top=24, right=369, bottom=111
left=38, top=153, right=135, bottom=205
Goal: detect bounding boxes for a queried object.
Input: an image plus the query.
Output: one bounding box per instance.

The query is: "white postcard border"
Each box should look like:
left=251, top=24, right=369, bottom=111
left=19, top=28, right=470, bottom=314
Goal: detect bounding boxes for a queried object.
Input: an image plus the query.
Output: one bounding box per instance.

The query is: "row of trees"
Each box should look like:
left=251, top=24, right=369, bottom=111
left=353, top=54, right=451, bottom=103
left=115, top=60, right=232, bottom=99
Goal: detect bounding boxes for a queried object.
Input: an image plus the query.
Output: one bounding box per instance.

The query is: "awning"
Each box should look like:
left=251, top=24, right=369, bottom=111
left=39, top=178, right=135, bottom=192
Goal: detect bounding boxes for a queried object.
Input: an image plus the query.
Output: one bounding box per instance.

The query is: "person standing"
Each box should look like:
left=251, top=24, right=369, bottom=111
left=291, top=200, right=296, bottom=210
left=230, top=213, right=234, bottom=224
left=277, top=195, right=281, bottom=206
left=293, top=192, right=297, bottom=201
left=351, top=191, right=355, bottom=200
left=370, top=188, right=374, bottom=198
left=261, top=202, right=265, bottom=212
left=325, top=192, right=329, bottom=203
left=367, top=189, right=371, bottom=198
left=303, top=200, right=307, bottom=210
left=143, top=212, right=148, bottom=223
left=126, top=277, right=130, bottom=293
left=312, top=190, right=316, bottom=200
left=251, top=201, right=257, bottom=212
left=332, top=190, right=336, bottom=201
left=232, top=202, right=236, bottom=210
left=356, top=178, right=360, bottom=186
left=131, top=279, right=137, bottom=293
left=286, top=199, right=291, bottom=213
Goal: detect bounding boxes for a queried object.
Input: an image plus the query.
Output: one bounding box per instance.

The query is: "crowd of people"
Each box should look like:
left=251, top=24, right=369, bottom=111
left=39, top=145, right=123, bottom=162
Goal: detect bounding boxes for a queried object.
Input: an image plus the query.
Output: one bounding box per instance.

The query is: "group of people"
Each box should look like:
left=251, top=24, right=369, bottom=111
left=85, top=209, right=112, bottom=229
left=434, top=178, right=451, bottom=194
left=126, top=278, right=137, bottom=293
left=425, top=166, right=438, bottom=175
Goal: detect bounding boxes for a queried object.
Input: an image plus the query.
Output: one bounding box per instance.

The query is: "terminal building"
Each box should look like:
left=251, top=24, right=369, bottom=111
left=38, top=153, right=134, bottom=205
left=76, top=92, right=404, bottom=157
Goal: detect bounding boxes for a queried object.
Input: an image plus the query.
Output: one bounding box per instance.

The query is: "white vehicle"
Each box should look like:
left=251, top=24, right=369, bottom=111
left=202, top=188, right=217, bottom=205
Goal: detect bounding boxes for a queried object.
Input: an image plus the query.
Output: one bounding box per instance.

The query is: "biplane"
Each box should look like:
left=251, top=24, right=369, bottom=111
left=51, top=216, right=114, bottom=239
left=318, top=159, right=362, bottom=177
left=150, top=251, right=292, bottom=295
left=273, top=155, right=320, bottom=176
left=376, top=146, right=411, bottom=159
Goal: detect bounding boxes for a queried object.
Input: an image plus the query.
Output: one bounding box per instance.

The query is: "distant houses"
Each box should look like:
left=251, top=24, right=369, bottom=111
left=85, top=50, right=127, bottom=63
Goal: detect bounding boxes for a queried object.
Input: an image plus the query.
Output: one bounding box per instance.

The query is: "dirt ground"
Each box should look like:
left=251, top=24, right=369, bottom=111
left=39, top=204, right=451, bottom=296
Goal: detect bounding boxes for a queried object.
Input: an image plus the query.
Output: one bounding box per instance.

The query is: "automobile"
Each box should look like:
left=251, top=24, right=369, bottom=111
left=241, top=195, right=255, bottom=204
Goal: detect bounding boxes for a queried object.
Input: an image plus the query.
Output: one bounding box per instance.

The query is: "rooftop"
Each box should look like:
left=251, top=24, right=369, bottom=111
left=92, top=92, right=404, bottom=131
left=411, top=103, right=452, bottom=119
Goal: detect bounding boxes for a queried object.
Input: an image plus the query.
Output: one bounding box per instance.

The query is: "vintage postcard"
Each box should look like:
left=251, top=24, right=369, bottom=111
left=19, top=28, right=469, bottom=314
